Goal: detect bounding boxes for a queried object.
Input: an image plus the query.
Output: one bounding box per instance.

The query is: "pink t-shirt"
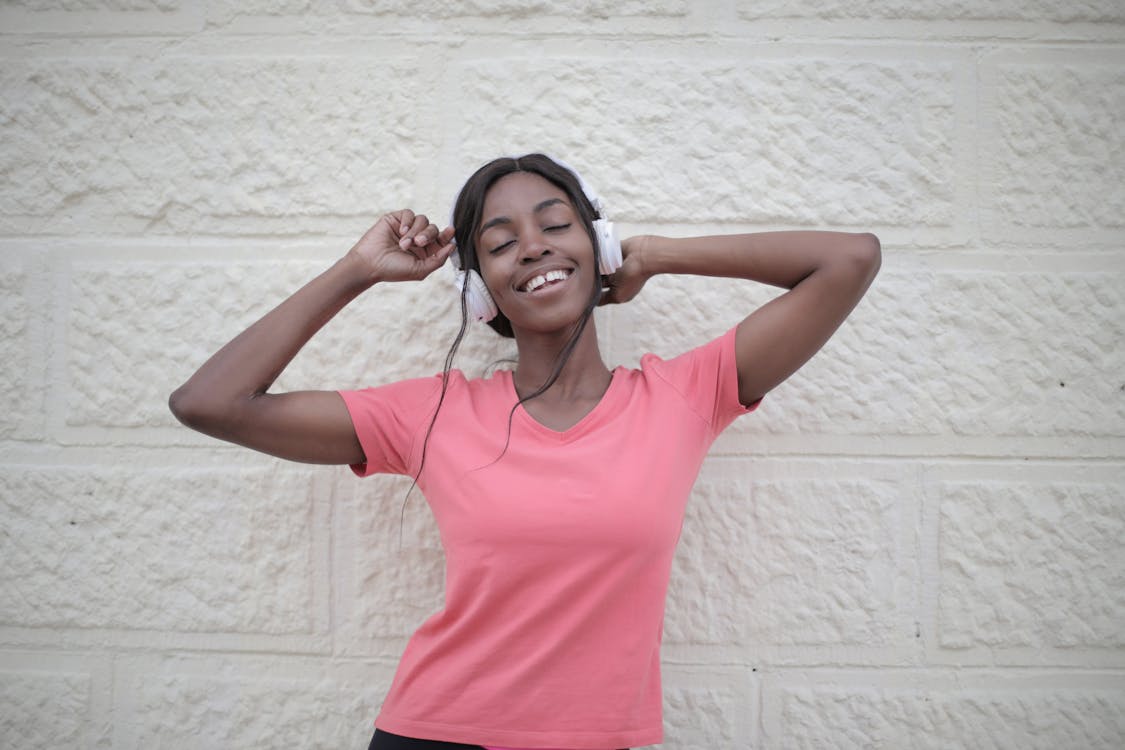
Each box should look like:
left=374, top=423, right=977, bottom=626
left=340, top=328, right=755, bottom=749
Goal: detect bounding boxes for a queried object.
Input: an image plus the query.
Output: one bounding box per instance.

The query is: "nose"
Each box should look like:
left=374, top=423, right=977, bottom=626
left=518, top=227, right=552, bottom=263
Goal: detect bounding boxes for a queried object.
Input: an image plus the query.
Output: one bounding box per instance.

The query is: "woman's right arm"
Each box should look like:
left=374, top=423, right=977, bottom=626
left=168, top=210, right=454, bottom=465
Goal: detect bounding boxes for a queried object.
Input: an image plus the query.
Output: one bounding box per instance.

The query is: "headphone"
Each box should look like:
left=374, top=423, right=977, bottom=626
left=448, top=158, right=624, bottom=323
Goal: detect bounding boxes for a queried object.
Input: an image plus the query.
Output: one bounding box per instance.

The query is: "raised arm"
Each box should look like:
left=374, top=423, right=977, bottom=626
left=168, top=211, right=455, bottom=464
left=604, top=231, right=881, bottom=406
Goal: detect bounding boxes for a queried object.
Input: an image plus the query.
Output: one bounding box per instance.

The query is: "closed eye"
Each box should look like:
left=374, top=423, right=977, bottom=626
left=489, top=224, right=570, bottom=253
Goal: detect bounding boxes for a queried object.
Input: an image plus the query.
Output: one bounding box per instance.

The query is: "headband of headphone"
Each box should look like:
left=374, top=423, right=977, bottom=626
left=448, top=156, right=623, bottom=323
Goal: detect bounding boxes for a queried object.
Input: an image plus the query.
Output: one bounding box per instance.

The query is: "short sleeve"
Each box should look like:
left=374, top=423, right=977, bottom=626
left=337, top=375, right=444, bottom=478
left=644, top=326, right=759, bottom=438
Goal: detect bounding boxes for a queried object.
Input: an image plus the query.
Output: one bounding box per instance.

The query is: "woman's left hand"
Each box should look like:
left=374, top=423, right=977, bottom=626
left=599, top=234, right=654, bottom=305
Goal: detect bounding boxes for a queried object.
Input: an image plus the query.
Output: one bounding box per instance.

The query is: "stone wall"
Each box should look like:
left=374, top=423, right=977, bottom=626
left=2, top=2, right=1123, bottom=748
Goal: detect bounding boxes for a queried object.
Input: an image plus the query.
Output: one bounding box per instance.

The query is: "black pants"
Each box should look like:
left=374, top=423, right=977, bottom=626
left=368, top=728, right=628, bottom=750
left=368, top=729, right=484, bottom=749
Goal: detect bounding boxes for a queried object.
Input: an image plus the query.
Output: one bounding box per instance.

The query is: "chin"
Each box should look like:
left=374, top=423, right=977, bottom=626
left=512, top=307, right=596, bottom=339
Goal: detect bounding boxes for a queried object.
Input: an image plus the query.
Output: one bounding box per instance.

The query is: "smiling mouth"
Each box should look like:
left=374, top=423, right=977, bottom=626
left=520, top=269, right=572, bottom=293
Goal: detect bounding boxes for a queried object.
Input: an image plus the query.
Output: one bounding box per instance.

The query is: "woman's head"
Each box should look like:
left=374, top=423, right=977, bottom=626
left=451, top=154, right=604, bottom=338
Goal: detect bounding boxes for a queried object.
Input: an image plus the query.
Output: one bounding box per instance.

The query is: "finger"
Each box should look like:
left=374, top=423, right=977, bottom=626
left=396, top=210, right=415, bottom=236
left=409, top=214, right=430, bottom=240
left=414, top=223, right=441, bottom=248
left=440, top=226, right=456, bottom=245
left=434, top=241, right=457, bottom=265
left=420, top=241, right=457, bottom=275
left=396, top=210, right=417, bottom=249
left=401, top=214, right=429, bottom=250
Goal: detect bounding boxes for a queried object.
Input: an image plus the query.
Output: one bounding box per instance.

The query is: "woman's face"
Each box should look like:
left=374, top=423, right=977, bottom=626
left=475, top=171, right=596, bottom=336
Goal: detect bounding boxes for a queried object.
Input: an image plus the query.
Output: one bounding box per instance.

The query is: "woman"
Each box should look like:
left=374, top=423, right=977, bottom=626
left=169, top=154, right=881, bottom=750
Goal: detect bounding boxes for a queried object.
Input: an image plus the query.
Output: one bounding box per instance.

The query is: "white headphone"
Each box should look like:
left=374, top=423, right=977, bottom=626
left=448, top=157, right=624, bottom=323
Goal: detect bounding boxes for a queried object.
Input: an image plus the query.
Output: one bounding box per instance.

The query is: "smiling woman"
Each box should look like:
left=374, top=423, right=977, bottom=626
left=477, top=174, right=598, bottom=332
left=168, top=153, right=880, bottom=750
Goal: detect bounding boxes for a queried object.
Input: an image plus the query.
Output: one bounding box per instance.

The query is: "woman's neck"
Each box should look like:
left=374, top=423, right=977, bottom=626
left=511, top=319, right=611, bottom=401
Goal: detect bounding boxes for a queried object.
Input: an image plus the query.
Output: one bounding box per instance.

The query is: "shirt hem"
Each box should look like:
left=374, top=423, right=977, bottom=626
left=375, top=715, right=661, bottom=749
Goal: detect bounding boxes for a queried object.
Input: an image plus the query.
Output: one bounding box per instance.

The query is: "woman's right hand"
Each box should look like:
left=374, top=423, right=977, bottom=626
left=349, top=209, right=456, bottom=283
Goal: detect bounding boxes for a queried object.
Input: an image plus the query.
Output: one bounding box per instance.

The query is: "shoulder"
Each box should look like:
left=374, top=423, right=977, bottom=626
left=344, top=367, right=512, bottom=409
left=637, top=326, right=739, bottom=384
left=337, top=369, right=506, bottom=478
left=630, top=327, right=754, bottom=432
left=343, top=372, right=445, bottom=403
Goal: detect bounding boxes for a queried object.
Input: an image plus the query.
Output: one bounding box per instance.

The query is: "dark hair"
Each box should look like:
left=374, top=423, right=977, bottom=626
left=399, top=154, right=606, bottom=532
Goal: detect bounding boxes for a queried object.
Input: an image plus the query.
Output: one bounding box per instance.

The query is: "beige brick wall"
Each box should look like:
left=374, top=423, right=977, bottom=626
left=1, top=3, right=1123, bottom=748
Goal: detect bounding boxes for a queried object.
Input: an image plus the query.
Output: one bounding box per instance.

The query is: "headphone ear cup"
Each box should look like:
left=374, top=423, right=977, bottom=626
left=593, top=219, right=623, bottom=275
left=461, top=268, right=498, bottom=323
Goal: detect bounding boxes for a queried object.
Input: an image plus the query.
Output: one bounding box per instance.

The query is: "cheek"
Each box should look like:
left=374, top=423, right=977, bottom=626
left=474, top=258, right=507, bottom=300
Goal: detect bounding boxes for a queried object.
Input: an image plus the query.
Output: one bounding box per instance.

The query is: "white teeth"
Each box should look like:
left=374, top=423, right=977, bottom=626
left=522, top=269, right=570, bottom=292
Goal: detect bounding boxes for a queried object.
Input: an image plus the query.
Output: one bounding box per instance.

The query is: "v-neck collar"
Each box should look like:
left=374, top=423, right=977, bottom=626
left=503, top=367, right=625, bottom=442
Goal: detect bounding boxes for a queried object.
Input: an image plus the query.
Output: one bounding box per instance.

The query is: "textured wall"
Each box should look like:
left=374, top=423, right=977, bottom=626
left=1, top=2, right=1123, bottom=749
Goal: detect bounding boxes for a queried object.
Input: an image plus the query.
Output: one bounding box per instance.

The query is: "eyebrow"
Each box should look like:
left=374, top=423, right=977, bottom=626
left=478, top=198, right=566, bottom=235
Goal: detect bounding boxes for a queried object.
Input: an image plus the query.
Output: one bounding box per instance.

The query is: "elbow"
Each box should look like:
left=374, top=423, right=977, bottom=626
left=168, top=383, right=228, bottom=433
left=169, top=382, right=257, bottom=442
left=168, top=384, right=203, bottom=430
left=859, top=232, right=882, bottom=268
left=851, top=232, right=882, bottom=283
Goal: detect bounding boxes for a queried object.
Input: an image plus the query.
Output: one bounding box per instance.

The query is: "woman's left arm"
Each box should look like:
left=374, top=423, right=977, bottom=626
left=604, top=232, right=881, bottom=406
